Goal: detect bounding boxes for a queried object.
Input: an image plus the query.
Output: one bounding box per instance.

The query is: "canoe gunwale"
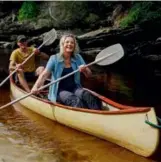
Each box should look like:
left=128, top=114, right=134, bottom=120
left=10, top=77, right=151, bottom=115
left=83, top=88, right=152, bottom=110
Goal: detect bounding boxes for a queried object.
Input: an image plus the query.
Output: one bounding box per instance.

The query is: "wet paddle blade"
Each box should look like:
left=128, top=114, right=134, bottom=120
left=95, top=44, right=124, bottom=66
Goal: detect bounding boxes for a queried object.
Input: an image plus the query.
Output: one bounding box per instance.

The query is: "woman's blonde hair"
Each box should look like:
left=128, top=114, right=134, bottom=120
left=59, top=34, right=79, bottom=57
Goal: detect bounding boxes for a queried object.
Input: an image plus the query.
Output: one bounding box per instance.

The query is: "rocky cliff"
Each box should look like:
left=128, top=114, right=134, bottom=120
left=1, top=1, right=161, bottom=105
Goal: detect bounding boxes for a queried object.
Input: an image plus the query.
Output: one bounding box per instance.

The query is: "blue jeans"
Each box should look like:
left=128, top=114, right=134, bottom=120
left=57, top=88, right=102, bottom=110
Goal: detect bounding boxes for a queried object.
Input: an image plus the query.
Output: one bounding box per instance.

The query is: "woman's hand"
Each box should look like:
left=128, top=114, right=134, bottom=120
left=35, top=66, right=45, bottom=76
left=31, top=69, right=51, bottom=95
left=79, top=65, right=87, bottom=73
left=79, top=65, right=92, bottom=78
left=31, top=86, right=40, bottom=95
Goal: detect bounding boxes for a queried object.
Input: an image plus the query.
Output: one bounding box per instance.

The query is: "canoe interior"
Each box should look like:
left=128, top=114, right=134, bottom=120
left=10, top=76, right=152, bottom=115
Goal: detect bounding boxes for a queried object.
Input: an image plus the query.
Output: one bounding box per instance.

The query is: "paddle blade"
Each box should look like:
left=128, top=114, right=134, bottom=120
left=95, top=44, right=124, bottom=66
left=43, top=28, right=57, bottom=46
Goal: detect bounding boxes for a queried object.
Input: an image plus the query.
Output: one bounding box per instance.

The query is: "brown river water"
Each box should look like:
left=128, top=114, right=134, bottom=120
left=0, top=49, right=161, bottom=162
left=0, top=88, right=161, bottom=162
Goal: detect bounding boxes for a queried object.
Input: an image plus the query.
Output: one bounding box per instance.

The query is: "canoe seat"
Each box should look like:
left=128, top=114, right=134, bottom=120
left=102, top=102, right=110, bottom=110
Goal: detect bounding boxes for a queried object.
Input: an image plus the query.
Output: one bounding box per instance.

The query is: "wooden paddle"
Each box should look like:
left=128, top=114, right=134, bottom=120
left=0, top=28, right=57, bottom=87
left=0, top=43, right=124, bottom=110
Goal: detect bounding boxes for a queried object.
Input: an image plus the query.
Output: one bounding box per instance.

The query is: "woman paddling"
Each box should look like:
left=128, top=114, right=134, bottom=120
left=31, top=34, right=102, bottom=110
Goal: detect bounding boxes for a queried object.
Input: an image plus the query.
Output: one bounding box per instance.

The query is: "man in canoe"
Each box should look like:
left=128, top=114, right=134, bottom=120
left=9, top=35, right=49, bottom=92
left=31, top=34, right=102, bottom=110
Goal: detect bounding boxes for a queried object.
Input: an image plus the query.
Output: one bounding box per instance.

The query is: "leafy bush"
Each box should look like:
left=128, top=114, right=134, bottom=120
left=120, top=2, right=161, bottom=29
left=18, top=1, right=38, bottom=21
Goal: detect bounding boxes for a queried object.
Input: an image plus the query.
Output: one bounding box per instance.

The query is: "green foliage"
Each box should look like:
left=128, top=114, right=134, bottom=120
left=120, top=2, right=161, bottom=28
left=120, top=5, right=140, bottom=28
left=18, top=1, right=38, bottom=21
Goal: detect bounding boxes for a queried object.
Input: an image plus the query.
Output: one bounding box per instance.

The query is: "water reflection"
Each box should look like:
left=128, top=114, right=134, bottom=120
left=0, top=48, right=11, bottom=80
left=82, top=72, right=133, bottom=105
left=12, top=102, right=158, bottom=162
left=0, top=88, right=161, bottom=161
left=0, top=89, right=64, bottom=162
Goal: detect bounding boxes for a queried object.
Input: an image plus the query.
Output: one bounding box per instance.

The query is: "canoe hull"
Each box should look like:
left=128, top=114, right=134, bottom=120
left=55, top=106, right=159, bottom=157
left=10, top=81, right=159, bottom=157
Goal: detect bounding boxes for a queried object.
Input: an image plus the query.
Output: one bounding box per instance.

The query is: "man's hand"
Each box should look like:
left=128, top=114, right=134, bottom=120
left=16, top=64, right=23, bottom=72
left=34, top=48, right=40, bottom=55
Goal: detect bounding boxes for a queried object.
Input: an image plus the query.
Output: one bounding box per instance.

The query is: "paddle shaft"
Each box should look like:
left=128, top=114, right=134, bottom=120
left=0, top=50, right=118, bottom=109
left=0, top=36, right=53, bottom=87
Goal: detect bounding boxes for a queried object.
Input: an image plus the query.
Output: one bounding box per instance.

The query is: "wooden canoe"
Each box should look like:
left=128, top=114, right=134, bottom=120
left=10, top=79, right=159, bottom=157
